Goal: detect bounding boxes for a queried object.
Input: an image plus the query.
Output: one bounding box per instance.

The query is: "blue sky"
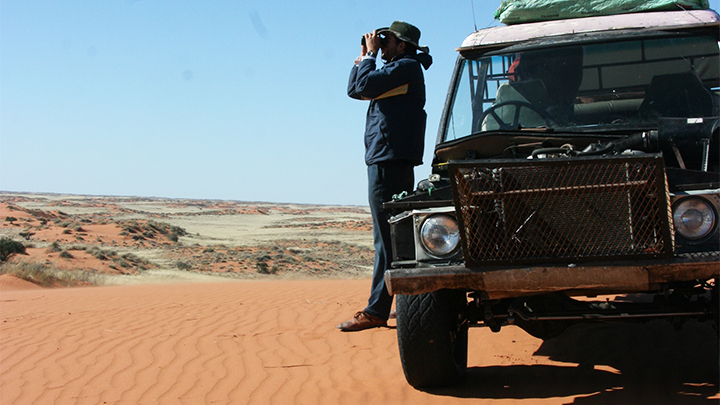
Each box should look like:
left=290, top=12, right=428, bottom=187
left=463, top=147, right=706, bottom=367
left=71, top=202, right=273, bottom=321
left=2, top=1, right=718, bottom=206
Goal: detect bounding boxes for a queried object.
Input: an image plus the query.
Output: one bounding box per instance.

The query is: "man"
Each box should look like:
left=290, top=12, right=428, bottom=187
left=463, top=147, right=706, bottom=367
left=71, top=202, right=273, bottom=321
left=339, top=21, right=432, bottom=331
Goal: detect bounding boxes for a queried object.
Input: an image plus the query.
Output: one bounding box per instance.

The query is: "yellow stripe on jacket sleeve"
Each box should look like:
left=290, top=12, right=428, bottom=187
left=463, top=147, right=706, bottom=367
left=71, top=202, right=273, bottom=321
left=361, top=84, right=409, bottom=101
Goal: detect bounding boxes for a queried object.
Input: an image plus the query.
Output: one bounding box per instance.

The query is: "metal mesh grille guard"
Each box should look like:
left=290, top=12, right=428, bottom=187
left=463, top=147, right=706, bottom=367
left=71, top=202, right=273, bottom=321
left=448, top=155, right=673, bottom=266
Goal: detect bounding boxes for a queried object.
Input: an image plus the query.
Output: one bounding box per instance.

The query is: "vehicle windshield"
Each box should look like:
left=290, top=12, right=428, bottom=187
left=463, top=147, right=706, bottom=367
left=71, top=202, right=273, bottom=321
left=442, top=34, right=720, bottom=142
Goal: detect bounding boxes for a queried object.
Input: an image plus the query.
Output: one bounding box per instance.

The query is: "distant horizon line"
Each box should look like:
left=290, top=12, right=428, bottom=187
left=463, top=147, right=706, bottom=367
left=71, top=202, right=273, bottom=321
left=0, top=190, right=369, bottom=208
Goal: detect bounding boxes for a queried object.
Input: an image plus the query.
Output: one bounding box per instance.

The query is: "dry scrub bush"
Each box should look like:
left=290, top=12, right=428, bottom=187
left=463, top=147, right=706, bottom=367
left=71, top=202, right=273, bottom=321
left=0, top=261, right=102, bottom=287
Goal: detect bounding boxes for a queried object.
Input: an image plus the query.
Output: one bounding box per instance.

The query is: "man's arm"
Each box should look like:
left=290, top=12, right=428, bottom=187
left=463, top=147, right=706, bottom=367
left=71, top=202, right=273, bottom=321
left=353, top=59, right=413, bottom=100
left=349, top=30, right=410, bottom=100
left=348, top=65, right=363, bottom=100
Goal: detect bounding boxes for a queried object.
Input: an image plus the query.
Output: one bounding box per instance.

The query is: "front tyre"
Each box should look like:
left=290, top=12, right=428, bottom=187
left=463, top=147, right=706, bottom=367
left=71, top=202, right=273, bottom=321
left=396, top=289, right=468, bottom=388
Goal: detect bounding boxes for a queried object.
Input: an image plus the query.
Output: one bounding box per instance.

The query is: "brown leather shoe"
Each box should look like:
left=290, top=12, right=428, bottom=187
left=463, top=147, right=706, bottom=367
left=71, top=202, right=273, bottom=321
left=389, top=310, right=396, bottom=319
left=337, top=311, right=387, bottom=331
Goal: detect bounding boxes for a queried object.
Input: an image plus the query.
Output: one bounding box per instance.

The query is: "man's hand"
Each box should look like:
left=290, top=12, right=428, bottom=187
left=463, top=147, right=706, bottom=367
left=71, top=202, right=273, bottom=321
left=363, top=30, right=380, bottom=56
left=355, top=30, right=379, bottom=65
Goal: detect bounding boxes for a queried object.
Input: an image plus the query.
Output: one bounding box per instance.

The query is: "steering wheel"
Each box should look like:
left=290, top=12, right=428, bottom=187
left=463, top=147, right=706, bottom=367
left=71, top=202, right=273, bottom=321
left=479, top=101, right=554, bottom=131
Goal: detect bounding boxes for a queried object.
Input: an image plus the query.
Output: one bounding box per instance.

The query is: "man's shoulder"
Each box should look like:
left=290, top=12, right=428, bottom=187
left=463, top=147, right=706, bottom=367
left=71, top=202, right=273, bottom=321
left=385, top=55, right=422, bottom=72
left=389, top=53, right=432, bottom=71
left=393, top=54, right=420, bottom=65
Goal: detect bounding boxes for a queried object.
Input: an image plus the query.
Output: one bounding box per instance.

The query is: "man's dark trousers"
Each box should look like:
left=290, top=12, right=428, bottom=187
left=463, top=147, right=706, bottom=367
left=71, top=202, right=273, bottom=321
left=364, top=161, right=414, bottom=319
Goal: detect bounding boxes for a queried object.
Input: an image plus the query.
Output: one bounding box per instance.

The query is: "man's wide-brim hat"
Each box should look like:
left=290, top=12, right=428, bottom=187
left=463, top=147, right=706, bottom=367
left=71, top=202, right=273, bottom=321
left=377, top=21, right=429, bottom=54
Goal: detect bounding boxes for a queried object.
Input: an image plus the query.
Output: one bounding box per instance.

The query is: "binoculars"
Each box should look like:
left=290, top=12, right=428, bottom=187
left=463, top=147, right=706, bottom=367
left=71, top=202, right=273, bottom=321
left=361, top=34, right=388, bottom=47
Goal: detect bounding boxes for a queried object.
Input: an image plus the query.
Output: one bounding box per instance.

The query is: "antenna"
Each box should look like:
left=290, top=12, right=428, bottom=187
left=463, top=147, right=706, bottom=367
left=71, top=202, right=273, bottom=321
left=471, top=0, right=478, bottom=31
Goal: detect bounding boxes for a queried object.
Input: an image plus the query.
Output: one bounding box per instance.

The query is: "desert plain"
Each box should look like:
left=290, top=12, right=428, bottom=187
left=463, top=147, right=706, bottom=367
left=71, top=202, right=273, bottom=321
left=0, top=192, right=718, bottom=404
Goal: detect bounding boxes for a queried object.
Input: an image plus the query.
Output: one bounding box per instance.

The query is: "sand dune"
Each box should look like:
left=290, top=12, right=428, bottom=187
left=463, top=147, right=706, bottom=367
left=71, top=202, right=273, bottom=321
left=1, top=278, right=717, bottom=404
left=0, top=274, right=42, bottom=291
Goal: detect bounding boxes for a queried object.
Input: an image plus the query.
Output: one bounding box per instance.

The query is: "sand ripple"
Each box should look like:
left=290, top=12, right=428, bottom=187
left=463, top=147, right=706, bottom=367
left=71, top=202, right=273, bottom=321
left=1, top=279, right=717, bottom=404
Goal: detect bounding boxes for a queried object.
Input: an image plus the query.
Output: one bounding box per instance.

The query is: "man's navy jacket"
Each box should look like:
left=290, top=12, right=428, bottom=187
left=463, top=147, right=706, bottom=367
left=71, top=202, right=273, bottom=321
left=348, top=52, right=432, bottom=166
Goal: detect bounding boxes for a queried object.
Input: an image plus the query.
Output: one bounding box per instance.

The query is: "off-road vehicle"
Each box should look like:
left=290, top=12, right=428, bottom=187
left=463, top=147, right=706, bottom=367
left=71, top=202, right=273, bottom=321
left=384, top=9, right=720, bottom=388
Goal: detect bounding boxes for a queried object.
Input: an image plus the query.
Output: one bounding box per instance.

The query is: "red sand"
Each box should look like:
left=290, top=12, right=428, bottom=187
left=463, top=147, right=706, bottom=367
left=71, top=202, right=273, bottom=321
left=0, top=274, right=42, bottom=291
left=1, top=279, right=717, bottom=404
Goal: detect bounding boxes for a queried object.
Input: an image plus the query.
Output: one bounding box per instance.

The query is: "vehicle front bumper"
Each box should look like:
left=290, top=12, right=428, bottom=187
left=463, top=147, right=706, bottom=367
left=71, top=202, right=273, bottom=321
left=385, top=256, right=719, bottom=299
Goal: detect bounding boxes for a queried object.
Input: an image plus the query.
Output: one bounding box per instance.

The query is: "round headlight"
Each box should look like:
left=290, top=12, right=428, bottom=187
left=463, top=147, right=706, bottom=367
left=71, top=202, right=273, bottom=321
left=420, top=214, right=460, bottom=257
left=673, top=198, right=716, bottom=240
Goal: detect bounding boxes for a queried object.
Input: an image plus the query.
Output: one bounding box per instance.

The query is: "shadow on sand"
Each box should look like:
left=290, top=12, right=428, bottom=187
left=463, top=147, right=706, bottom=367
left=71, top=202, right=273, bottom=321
left=427, top=320, right=718, bottom=404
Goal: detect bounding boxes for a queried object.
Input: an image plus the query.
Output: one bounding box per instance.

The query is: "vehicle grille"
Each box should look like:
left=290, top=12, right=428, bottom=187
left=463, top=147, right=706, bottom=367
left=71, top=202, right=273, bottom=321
left=448, top=155, right=673, bottom=266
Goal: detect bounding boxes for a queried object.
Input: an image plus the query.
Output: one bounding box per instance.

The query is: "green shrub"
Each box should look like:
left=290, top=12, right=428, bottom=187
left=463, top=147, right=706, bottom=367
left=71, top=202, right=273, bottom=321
left=177, top=261, right=192, bottom=270
left=86, top=247, right=116, bottom=260
left=170, top=225, right=187, bottom=237
left=19, top=232, right=35, bottom=240
left=116, top=253, right=149, bottom=270
left=46, top=241, right=62, bottom=253
left=256, top=261, right=270, bottom=274
left=0, top=238, right=26, bottom=261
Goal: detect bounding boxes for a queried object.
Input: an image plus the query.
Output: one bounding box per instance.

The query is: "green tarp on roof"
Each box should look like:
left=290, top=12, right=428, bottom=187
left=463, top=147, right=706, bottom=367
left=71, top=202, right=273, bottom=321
left=495, top=0, right=710, bottom=25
